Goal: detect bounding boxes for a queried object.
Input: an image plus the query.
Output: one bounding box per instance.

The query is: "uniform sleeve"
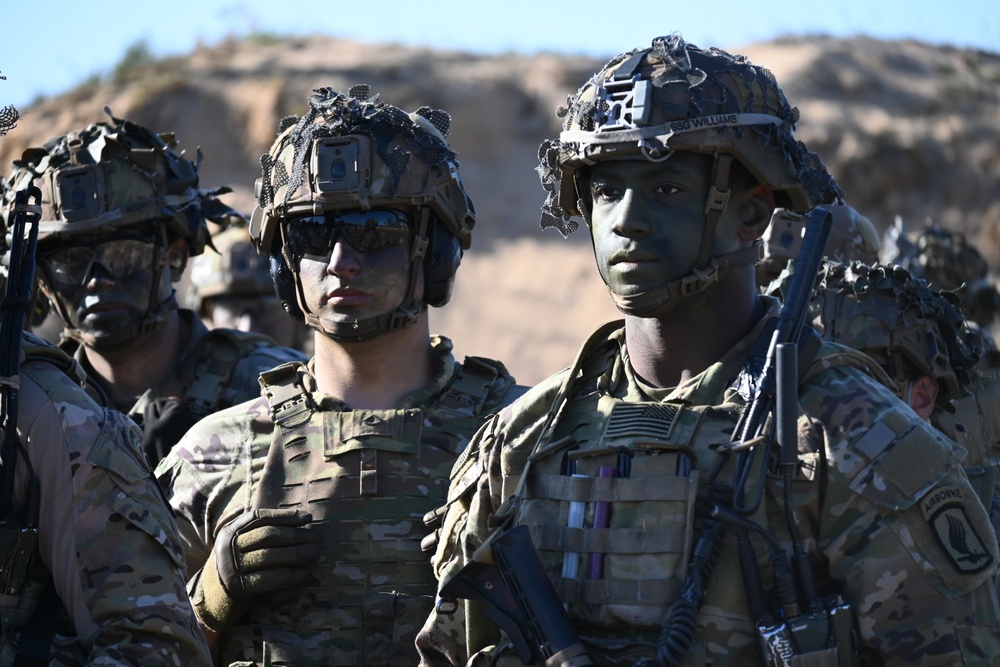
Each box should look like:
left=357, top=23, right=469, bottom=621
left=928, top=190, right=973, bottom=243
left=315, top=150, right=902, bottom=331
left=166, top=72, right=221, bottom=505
left=154, top=409, right=254, bottom=579
left=803, top=367, right=1000, bottom=665
left=417, top=415, right=507, bottom=667
left=22, top=373, right=212, bottom=665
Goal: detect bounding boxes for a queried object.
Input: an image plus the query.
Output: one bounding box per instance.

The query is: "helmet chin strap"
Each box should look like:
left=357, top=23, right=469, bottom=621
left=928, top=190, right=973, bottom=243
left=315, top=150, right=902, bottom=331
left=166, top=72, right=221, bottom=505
left=598, top=153, right=763, bottom=318
left=299, top=209, right=431, bottom=342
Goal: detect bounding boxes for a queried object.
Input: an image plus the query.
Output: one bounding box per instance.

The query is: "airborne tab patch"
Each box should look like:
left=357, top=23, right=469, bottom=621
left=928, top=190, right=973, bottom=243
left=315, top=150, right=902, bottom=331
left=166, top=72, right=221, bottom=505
left=922, top=485, right=994, bottom=574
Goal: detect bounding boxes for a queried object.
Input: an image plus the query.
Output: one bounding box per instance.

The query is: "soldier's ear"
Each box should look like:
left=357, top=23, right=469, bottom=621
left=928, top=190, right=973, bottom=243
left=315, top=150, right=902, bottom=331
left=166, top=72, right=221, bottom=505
left=908, top=375, right=939, bottom=421
left=167, top=238, right=190, bottom=282
left=739, top=185, right=775, bottom=241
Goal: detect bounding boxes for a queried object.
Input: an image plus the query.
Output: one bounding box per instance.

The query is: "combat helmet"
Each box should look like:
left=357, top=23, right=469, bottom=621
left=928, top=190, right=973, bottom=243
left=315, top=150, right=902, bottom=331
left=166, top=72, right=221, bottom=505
left=187, top=225, right=274, bottom=316
left=249, top=84, right=475, bottom=341
left=537, top=34, right=843, bottom=316
left=1, top=108, right=244, bottom=348
left=757, top=202, right=880, bottom=288
left=888, top=222, right=1000, bottom=328
left=803, top=261, right=980, bottom=404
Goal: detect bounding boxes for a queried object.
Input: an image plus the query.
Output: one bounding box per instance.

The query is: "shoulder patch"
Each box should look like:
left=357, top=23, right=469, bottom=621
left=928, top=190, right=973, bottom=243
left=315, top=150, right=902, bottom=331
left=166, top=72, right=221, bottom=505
left=921, top=485, right=994, bottom=575
left=849, top=409, right=964, bottom=509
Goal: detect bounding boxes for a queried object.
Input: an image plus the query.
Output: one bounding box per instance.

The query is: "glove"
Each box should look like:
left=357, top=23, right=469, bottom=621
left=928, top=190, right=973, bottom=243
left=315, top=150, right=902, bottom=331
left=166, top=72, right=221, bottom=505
left=142, top=397, right=200, bottom=466
left=194, top=508, right=322, bottom=632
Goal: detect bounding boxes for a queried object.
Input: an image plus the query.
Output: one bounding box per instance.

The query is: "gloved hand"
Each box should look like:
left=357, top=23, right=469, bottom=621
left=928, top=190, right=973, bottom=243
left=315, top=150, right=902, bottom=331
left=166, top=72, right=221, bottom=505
left=193, top=508, right=322, bottom=632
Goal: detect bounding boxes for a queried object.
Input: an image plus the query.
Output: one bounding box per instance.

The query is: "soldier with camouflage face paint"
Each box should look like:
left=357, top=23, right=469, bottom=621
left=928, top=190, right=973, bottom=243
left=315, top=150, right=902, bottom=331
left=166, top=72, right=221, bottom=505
left=187, top=224, right=311, bottom=351
left=418, top=35, right=1000, bottom=666
left=0, top=110, right=308, bottom=468
left=154, top=85, right=526, bottom=665
left=0, top=163, right=210, bottom=663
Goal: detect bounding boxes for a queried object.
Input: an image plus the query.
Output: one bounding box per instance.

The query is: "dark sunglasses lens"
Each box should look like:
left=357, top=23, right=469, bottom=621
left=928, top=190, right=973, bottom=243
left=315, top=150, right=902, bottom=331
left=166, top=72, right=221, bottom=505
left=45, top=239, right=154, bottom=286
left=286, top=211, right=410, bottom=256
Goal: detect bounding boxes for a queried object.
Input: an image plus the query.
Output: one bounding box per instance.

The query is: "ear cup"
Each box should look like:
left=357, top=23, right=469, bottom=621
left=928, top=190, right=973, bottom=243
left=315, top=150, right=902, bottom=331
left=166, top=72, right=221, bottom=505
left=423, top=221, right=462, bottom=307
left=270, top=251, right=304, bottom=319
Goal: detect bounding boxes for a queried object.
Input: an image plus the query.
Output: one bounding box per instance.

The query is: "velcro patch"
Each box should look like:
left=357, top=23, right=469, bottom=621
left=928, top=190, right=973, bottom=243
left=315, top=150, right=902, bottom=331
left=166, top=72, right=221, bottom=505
left=603, top=402, right=680, bottom=440
left=922, top=485, right=994, bottom=575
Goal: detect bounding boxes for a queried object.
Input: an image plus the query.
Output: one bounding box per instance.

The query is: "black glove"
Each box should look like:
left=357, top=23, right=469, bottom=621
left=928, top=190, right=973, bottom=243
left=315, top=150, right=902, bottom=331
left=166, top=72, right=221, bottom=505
left=141, top=397, right=201, bottom=467
left=194, top=508, right=322, bottom=632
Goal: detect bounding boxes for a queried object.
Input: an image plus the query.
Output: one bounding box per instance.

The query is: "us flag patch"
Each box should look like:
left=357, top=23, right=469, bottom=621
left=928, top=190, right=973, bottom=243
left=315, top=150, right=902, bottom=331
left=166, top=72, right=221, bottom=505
left=604, top=402, right=680, bottom=440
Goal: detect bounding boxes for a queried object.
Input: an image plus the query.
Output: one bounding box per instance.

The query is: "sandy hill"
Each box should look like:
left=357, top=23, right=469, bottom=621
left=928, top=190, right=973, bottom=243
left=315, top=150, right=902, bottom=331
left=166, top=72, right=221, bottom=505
left=3, top=34, right=999, bottom=385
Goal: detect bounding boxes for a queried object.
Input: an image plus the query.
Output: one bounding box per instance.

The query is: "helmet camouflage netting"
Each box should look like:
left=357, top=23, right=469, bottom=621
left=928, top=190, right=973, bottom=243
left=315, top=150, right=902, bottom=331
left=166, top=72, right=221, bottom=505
left=253, top=84, right=475, bottom=252
left=786, top=260, right=981, bottom=402
left=537, top=34, right=843, bottom=235
left=0, top=107, right=244, bottom=256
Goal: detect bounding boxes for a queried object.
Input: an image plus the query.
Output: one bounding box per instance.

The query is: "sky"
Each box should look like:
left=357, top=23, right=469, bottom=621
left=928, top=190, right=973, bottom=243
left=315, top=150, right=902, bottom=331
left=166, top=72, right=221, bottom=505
left=1, top=0, right=997, bottom=110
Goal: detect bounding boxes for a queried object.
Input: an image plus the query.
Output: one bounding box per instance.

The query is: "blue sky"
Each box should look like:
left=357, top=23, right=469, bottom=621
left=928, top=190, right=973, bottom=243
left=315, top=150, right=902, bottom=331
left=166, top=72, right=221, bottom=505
left=1, top=0, right=996, bottom=109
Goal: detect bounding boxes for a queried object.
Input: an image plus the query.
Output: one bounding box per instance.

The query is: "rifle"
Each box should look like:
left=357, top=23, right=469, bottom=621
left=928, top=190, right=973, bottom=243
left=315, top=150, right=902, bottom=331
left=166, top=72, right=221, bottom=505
left=0, top=185, right=43, bottom=594
left=657, top=206, right=859, bottom=667
left=437, top=524, right=593, bottom=667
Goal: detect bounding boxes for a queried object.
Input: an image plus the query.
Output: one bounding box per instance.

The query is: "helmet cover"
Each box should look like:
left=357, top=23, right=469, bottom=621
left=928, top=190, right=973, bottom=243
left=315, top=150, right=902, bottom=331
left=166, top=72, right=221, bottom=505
left=1, top=107, right=244, bottom=255
left=537, top=34, right=843, bottom=236
left=777, top=260, right=981, bottom=402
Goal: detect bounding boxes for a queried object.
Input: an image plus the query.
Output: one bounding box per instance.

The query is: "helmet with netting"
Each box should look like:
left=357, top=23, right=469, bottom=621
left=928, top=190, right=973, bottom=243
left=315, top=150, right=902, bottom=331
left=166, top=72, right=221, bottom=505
left=248, top=85, right=475, bottom=340
left=0, top=108, right=244, bottom=348
left=536, top=34, right=842, bottom=315
left=757, top=202, right=880, bottom=288
left=794, top=261, right=980, bottom=403
left=187, top=225, right=273, bottom=315
left=903, top=224, right=988, bottom=291
left=1, top=107, right=243, bottom=254
left=889, top=223, right=1000, bottom=327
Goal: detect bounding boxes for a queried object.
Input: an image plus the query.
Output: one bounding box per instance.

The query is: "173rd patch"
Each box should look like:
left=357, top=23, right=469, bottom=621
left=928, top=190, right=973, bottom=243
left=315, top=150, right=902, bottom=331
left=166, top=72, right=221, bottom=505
left=922, top=485, right=994, bottom=575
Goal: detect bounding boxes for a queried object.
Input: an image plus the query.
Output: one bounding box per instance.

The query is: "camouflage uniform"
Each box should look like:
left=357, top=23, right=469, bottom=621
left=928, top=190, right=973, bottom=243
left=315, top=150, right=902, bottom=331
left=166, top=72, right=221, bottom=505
left=157, top=86, right=526, bottom=665
left=0, top=109, right=307, bottom=467
left=156, top=336, right=522, bottom=665
left=418, top=301, right=1000, bottom=666
left=0, top=332, right=210, bottom=665
left=419, top=37, right=1000, bottom=666
left=66, top=308, right=307, bottom=465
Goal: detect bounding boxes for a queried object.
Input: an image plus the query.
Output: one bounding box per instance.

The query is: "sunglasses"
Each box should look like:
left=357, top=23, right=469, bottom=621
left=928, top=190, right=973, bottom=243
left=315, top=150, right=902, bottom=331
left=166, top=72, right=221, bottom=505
left=42, top=236, right=156, bottom=287
left=284, top=210, right=411, bottom=257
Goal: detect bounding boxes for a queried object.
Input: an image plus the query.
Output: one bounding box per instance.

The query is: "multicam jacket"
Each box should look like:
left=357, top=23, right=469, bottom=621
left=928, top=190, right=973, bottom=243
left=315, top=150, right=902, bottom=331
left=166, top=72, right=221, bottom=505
left=417, top=300, right=1000, bottom=667
left=0, top=332, right=210, bottom=665
left=69, top=309, right=308, bottom=467
left=155, top=336, right=524, bottom=666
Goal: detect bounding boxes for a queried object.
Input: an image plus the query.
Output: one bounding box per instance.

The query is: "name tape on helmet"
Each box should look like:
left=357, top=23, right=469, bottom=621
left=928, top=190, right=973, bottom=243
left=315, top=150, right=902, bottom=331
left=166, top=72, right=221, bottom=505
left=560, top=113, right=787, bottom=147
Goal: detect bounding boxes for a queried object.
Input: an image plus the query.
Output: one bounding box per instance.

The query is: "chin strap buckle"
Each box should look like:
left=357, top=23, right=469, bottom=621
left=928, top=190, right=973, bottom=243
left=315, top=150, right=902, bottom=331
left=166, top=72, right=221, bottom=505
left=680, top=258, right=721, bottom=297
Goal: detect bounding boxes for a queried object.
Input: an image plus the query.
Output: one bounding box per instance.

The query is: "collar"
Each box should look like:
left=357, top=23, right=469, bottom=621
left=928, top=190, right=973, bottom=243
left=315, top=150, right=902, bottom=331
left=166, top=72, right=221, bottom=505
left=621, top=296, right=781, bottom=405
left=305, top=334, right=459, bottom=410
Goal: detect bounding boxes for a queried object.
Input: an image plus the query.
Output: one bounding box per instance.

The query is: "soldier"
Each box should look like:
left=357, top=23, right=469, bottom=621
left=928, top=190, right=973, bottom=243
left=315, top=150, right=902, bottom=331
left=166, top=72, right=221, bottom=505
left=417, top=36, right=1000, bottom=665
left=154, top=85, right=526, bottom=665
left=3, top=109, right=307, bottom=467
left=756, top=201, right=880, bottom=289
left=0, top=175, right=209, bottom=662
left=187, top=224, right=310, bottom=351
left=770, top=260, right=999, bottom=522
